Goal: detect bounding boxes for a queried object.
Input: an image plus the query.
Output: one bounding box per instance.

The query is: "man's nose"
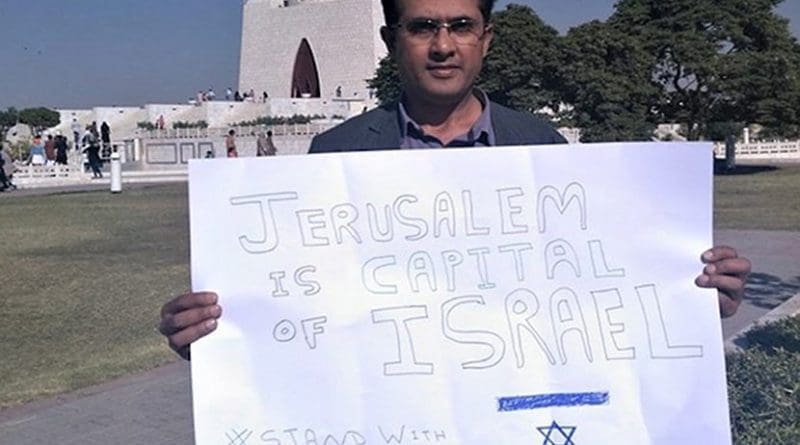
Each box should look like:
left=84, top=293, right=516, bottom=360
left=429, top=27, right=456, bottom=59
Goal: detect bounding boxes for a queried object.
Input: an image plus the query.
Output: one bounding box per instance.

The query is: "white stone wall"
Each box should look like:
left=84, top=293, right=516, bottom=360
left=145, top=104, right=199, bottom=127
left=50, top=108, right=146, bottom=143
left=92, top=107, right=148, bottom=140
left=55, top=109, right=96, bottom=135
left=268, top=97, right=354, bottom=117
left=139, top=133, right=315, bottom=169
left=240, top=0, right=387, bottom=101
left=203, top=101, right=268, bottom=127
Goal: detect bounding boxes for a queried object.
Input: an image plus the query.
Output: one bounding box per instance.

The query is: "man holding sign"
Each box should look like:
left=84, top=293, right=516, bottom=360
left=160, top=0, right=748, bottom=360
left=160, top=0, right=750, bottom=444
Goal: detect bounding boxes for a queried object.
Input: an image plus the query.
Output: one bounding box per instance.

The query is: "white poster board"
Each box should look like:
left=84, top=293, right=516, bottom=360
left=189, top=142, right=730, bottom=445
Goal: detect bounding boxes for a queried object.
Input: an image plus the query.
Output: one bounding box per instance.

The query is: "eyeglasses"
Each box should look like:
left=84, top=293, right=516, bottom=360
left=392, top=18, right=489, bottom=46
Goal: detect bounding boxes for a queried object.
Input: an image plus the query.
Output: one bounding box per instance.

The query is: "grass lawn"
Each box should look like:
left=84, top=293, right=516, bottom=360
left=714, top=164, right=800, bottom=231
left=0, top=184, right=190, bottom=409
left=0, top=163, right=798, bottom=410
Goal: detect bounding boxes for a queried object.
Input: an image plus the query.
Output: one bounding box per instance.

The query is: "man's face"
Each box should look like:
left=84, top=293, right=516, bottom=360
left=383, top=0, right=493, bottom=105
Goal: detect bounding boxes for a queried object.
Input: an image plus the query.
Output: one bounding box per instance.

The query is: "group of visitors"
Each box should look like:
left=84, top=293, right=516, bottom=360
left=230, top=88, right=267, bottom=103
left=195, top=88, right=216, bottom=104
left=26, top=133, right=69, bottom=166
left=0, top=118, right=109, bottom=187
left=223, top=129, right=278, bottom=158
left=195, top=86, right=269, bottom=104
left=72, top=120, right=110, bottom=178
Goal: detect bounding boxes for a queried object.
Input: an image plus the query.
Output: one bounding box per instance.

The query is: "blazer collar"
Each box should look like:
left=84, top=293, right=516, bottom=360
left=365, top=105, right=403, bottom=150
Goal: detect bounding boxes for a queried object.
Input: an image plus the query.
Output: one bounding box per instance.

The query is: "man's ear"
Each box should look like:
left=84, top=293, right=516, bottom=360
left=481, top=23, right=494, bottom=57
left=380, top=26, right=396, bottom=54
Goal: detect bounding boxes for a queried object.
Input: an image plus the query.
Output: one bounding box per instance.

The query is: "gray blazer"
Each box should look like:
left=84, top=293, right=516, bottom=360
left=309, top=101, right=566, bottom=153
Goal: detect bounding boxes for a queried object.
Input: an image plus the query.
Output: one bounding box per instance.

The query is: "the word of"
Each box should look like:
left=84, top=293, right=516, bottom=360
left=272, top=316, right=328, bottom=349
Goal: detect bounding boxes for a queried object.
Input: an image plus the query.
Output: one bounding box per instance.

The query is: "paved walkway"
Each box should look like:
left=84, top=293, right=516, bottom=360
left=0, top=184, right=797, bottom=444
left=717, top=230, right=800, bottom=338
left=0, top=362, right=194, bottom=445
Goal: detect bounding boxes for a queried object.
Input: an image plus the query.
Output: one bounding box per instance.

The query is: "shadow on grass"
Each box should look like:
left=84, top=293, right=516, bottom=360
left=743, top=272, right=800, bottom=310
left=16, top=228, right=189, bottom=267
left=714, top=160, right=779, bottom=175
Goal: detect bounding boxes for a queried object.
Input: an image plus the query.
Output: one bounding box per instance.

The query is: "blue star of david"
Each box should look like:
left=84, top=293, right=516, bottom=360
left=537, top=420, right=576, bottom=445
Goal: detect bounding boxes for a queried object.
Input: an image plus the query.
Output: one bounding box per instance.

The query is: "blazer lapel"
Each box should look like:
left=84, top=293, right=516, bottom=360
left=364, top=105, right=403, bottom=150
left=491, top=105, right=522, bottom=146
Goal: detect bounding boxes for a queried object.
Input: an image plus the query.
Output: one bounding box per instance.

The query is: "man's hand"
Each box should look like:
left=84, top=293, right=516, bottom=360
left=695, top=246, right=751, bottom=318
left=159, top=291, right=222, bottom=360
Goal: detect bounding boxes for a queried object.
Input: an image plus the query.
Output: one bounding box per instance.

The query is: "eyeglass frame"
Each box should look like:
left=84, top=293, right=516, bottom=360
left=389, top=17, right=492, bottom=45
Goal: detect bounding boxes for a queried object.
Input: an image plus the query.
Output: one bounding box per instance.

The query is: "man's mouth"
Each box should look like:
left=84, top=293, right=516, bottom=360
left=427, top=65, right=459, bottom=77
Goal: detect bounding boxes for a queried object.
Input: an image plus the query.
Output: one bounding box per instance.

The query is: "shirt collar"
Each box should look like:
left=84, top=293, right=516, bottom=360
left=397, top=89, right=495, bottom=147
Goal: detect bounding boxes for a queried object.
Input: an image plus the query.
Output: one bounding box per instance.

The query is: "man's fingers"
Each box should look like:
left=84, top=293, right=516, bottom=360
left=160, top=292, right=218, bottom=318
left=158, top=304, right=222, bottom=336
left=695, top=273, right=745, bottom=318
left=167, top=319, right=219, bottom=356
left=703, top=257, right=752, bottom=277
left=159, top=291, right=221, bottom=360
left=698, top=246, right=751, bottom=318
left=701, top=245, right=739, bottom=263
left=695, top=273, right=745, bottom=298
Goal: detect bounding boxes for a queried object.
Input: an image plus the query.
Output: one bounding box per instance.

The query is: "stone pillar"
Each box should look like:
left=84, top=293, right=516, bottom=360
left=725, top=135, right=737, bottom=171
left=110, top=152, right=122, bottom=193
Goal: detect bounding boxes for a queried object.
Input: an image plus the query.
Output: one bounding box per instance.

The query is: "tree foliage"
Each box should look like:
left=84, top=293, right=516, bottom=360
left=560, top=20, right=659, bottom=141
left=610, top=0, right=800, bottom=140
left=478, top=5, right=563, bottom=116
left=367, top=56, right=401, bottom=107
left=367, top=0, right=800, bottom=142
left=17, top=107, right=60, bottom=132
left=0, top=108, right=18, bottom=130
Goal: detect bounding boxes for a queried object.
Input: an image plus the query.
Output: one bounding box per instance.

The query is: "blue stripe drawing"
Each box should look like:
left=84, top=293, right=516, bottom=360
left=498, top=391, right=609, bottom=411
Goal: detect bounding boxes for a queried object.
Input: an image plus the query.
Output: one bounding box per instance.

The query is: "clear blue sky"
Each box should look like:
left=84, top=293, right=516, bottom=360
left=1, top=0, right=798, bottom=109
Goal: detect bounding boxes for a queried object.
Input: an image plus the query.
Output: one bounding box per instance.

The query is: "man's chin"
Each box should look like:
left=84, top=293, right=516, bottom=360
left=414, top=85, right=472, bottom=105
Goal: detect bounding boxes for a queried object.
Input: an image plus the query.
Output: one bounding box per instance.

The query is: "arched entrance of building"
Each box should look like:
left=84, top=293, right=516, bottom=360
left=290, top=38, right=321, bottom=98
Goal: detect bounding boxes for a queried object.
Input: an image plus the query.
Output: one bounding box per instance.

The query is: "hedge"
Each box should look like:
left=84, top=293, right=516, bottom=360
left=727, top=315, right=800, bottom=444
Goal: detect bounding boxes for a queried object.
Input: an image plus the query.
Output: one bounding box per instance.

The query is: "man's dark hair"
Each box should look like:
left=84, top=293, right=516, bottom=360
left=380, top=0, right=495, bottom=26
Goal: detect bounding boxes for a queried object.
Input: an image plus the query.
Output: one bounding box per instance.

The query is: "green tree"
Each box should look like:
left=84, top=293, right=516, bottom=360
left=560, top=20, right=659, bottom=141
left=367, top=56, right=401, bottom=107
left=18, top=107, right=60, bottom=133
left=706, top=121, right=746, bottom=142
left=0, top=108, right=19, bottom=143
left=0, top=108, right=18, bottom=130
left=610, top=0, right=800, bottom=140
left=478, top=4, right=564, bottom=117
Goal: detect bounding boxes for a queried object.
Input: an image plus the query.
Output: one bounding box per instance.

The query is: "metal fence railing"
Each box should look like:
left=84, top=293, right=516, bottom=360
left=138, top=123, right=335, bottom=140
left=713, top=140, right=800, bottom=160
